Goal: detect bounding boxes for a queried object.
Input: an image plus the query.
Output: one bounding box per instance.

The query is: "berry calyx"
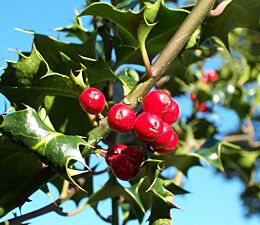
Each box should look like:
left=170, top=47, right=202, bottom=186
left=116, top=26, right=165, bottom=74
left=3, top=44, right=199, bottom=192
left=79, top=87, right=105, bottom=115
left=107, top=104, right=136, bottom=133
left=154, top=129, right=178, bottom=154
left=160, top=99, right=180, bottom=125
left=150, top=122, right=173, bottom=149
left=134, top=112, right=164, bottom=142
left=105, top=145, right=143, bottom=180
left=143, top=90, right=173, bottom=116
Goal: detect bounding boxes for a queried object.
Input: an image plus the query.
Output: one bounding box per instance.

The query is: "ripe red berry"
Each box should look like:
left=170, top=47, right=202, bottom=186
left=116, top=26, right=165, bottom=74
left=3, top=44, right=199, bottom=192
left=108, top=104, right=136, bottom=133
left=206, top=69, right=218, bottom=83
left=160, top=100, right=180, bottom=125
left=199, top=102, right=208, bottom=112
left=79, top=87, right=105, bottom=114
left=150, top=122, right=173, bottom=149
left=143, top=90, right=173, bottom=116
left=134, top=112, right=164, bottom=142
left=154, top=129, right=178, bottom=154
left=105, top=144, right=127, bottom=166
left=105, top=145, right=143, bottom=180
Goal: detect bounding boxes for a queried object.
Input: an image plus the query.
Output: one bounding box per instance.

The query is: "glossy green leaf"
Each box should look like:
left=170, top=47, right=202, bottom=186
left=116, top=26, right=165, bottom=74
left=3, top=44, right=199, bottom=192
left=0, top=133, right=56, bottom=216
left=33, top=33, right=97, bottom=73
left=87, top=176, right=145, bottom=222
left=164, top=179, right=190, bottom=195
left=158, top=149, right=201, bottom=176
left=0, top=107, right=90, bottom=192
left=0, top=45, right=82, bottom=107
left=146, top=178, right=175, bottom=206
left=201, top=0, right=260, bottom=48
left=44, top=96, right=94, bottom=135
left=80, top=1, right=189, bottom=67
left=81, top=57, right=116, bottom=86
left=192, top=142, right=224, bottom=171
left=116, top=69, right=139, bottom=95
left=55, top=14, right=91, bottom=42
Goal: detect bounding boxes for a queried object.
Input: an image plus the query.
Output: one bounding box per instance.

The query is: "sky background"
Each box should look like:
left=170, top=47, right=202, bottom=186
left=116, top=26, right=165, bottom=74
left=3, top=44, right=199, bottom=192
left=0, top=1, right=259, bottom=225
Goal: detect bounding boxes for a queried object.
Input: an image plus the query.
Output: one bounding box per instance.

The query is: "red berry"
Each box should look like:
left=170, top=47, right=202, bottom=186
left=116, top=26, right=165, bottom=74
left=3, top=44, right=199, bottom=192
left=105, top=144, right=127, bottom=166
left=155, top=129, right=178, bottom=154
left=150, top=122, right=173, bottom=149
left=199, top=102, right=208, bottom=112
left=108, top=104, right=136, bottom=133
left=105, top=145, right=143, bottom=180
left=160, top=100, right=180, bottom=125
left=205, top=69, right=218, bottom=83
left=79, top=87, right=105, bottom=114
left=143, top=90, right=173, bottom=116
left=134, top=112, right=164, bottom=142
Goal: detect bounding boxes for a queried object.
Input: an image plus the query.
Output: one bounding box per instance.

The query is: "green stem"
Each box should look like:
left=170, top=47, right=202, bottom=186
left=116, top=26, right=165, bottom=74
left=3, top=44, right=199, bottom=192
left=111, top=198, right=119, bottom=225
left=83, top=0, right=216, bottom=155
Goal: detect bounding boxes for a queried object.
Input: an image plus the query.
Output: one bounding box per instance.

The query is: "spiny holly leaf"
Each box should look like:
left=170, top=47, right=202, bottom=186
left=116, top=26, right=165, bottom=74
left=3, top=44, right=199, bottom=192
left=158, top=149, right=201, bottom=176
left=201, top=0, right=260, bottom=48
left=115, top=0, right=139, bottom=10
left=0, top=45, right=82, bottom=107
left=55, top=12, right=91, bottom=42
left=44, top=96, right=94, bottom=135
left=0, top=107, right=91, bottom=192
left=114, top=2, right=189, bottom=66
left=116, top=69, right=139, bottom=95
left=33, top=33, right=97, bottom=73
left=192, top=141, right=224, bottom=171
left=146, top=178, right=176, bottom=207
left=164, top=179, right=190, bottom=195
left=146, top=178, right=178, bottom=225
left=79, top=1, right=160, bottom=47
left=87, top=176, right=145, bottom=222
left=221, top=145, right=260, bottom=183
left=81, top=57, right=116, bottom=87
left=0, top=133, right=56, bottom=217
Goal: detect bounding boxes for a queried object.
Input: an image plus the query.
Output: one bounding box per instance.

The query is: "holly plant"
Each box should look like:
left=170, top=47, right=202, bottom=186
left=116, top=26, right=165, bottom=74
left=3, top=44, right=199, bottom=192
left=0, top=0, right=260, bottom=224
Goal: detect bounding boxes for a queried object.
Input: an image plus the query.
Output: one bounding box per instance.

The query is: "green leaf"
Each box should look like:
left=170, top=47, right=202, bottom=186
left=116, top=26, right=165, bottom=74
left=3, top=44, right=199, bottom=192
left=116, top=69, right=139, bottom=95
left=55, top=13, right=91, bottom=42
left=44, top=96, right=94, bottom=135
left=201, top=0, right=260, bottom=48
left=0, top=107, right=90, bottom=192
left=87, top=176, right=145, bottom=222
left=192, top=141, right=224, bottom=171
left=191, top=119, right=217, bottom=139
left=81, top=57, right=116, bottom=86
left=33, top=33, right=97, bottom=73
left=158, top=149, right=201, bottom=176
left=149, top=198, right=172, bottom=225
left=146, top=178, right=176, bottom=207
left=0, top=133, right=56, bottom=216
left=0, top=45, right=83, bottom=107
left=114, top=3, right=189, bottom=66
left=80, top=1, right=188, bottom=67
left=80, top=2, right=148, bottom=47
left=164, top=179, right=190, bottom=195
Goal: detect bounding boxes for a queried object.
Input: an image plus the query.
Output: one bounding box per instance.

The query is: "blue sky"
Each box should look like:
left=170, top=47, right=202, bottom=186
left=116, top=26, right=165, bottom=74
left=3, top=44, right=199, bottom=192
left=0, top=1, right=259, bottom=225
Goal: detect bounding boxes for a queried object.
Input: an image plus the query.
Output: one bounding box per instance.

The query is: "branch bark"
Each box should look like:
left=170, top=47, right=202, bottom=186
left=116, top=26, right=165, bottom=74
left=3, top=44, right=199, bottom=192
left=83, top=0, right=216, bottom=156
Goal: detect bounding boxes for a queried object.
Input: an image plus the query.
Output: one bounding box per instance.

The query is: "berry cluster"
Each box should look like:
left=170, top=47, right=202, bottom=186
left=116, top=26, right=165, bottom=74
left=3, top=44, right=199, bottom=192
left=79, top=88, right=180, bottom=180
